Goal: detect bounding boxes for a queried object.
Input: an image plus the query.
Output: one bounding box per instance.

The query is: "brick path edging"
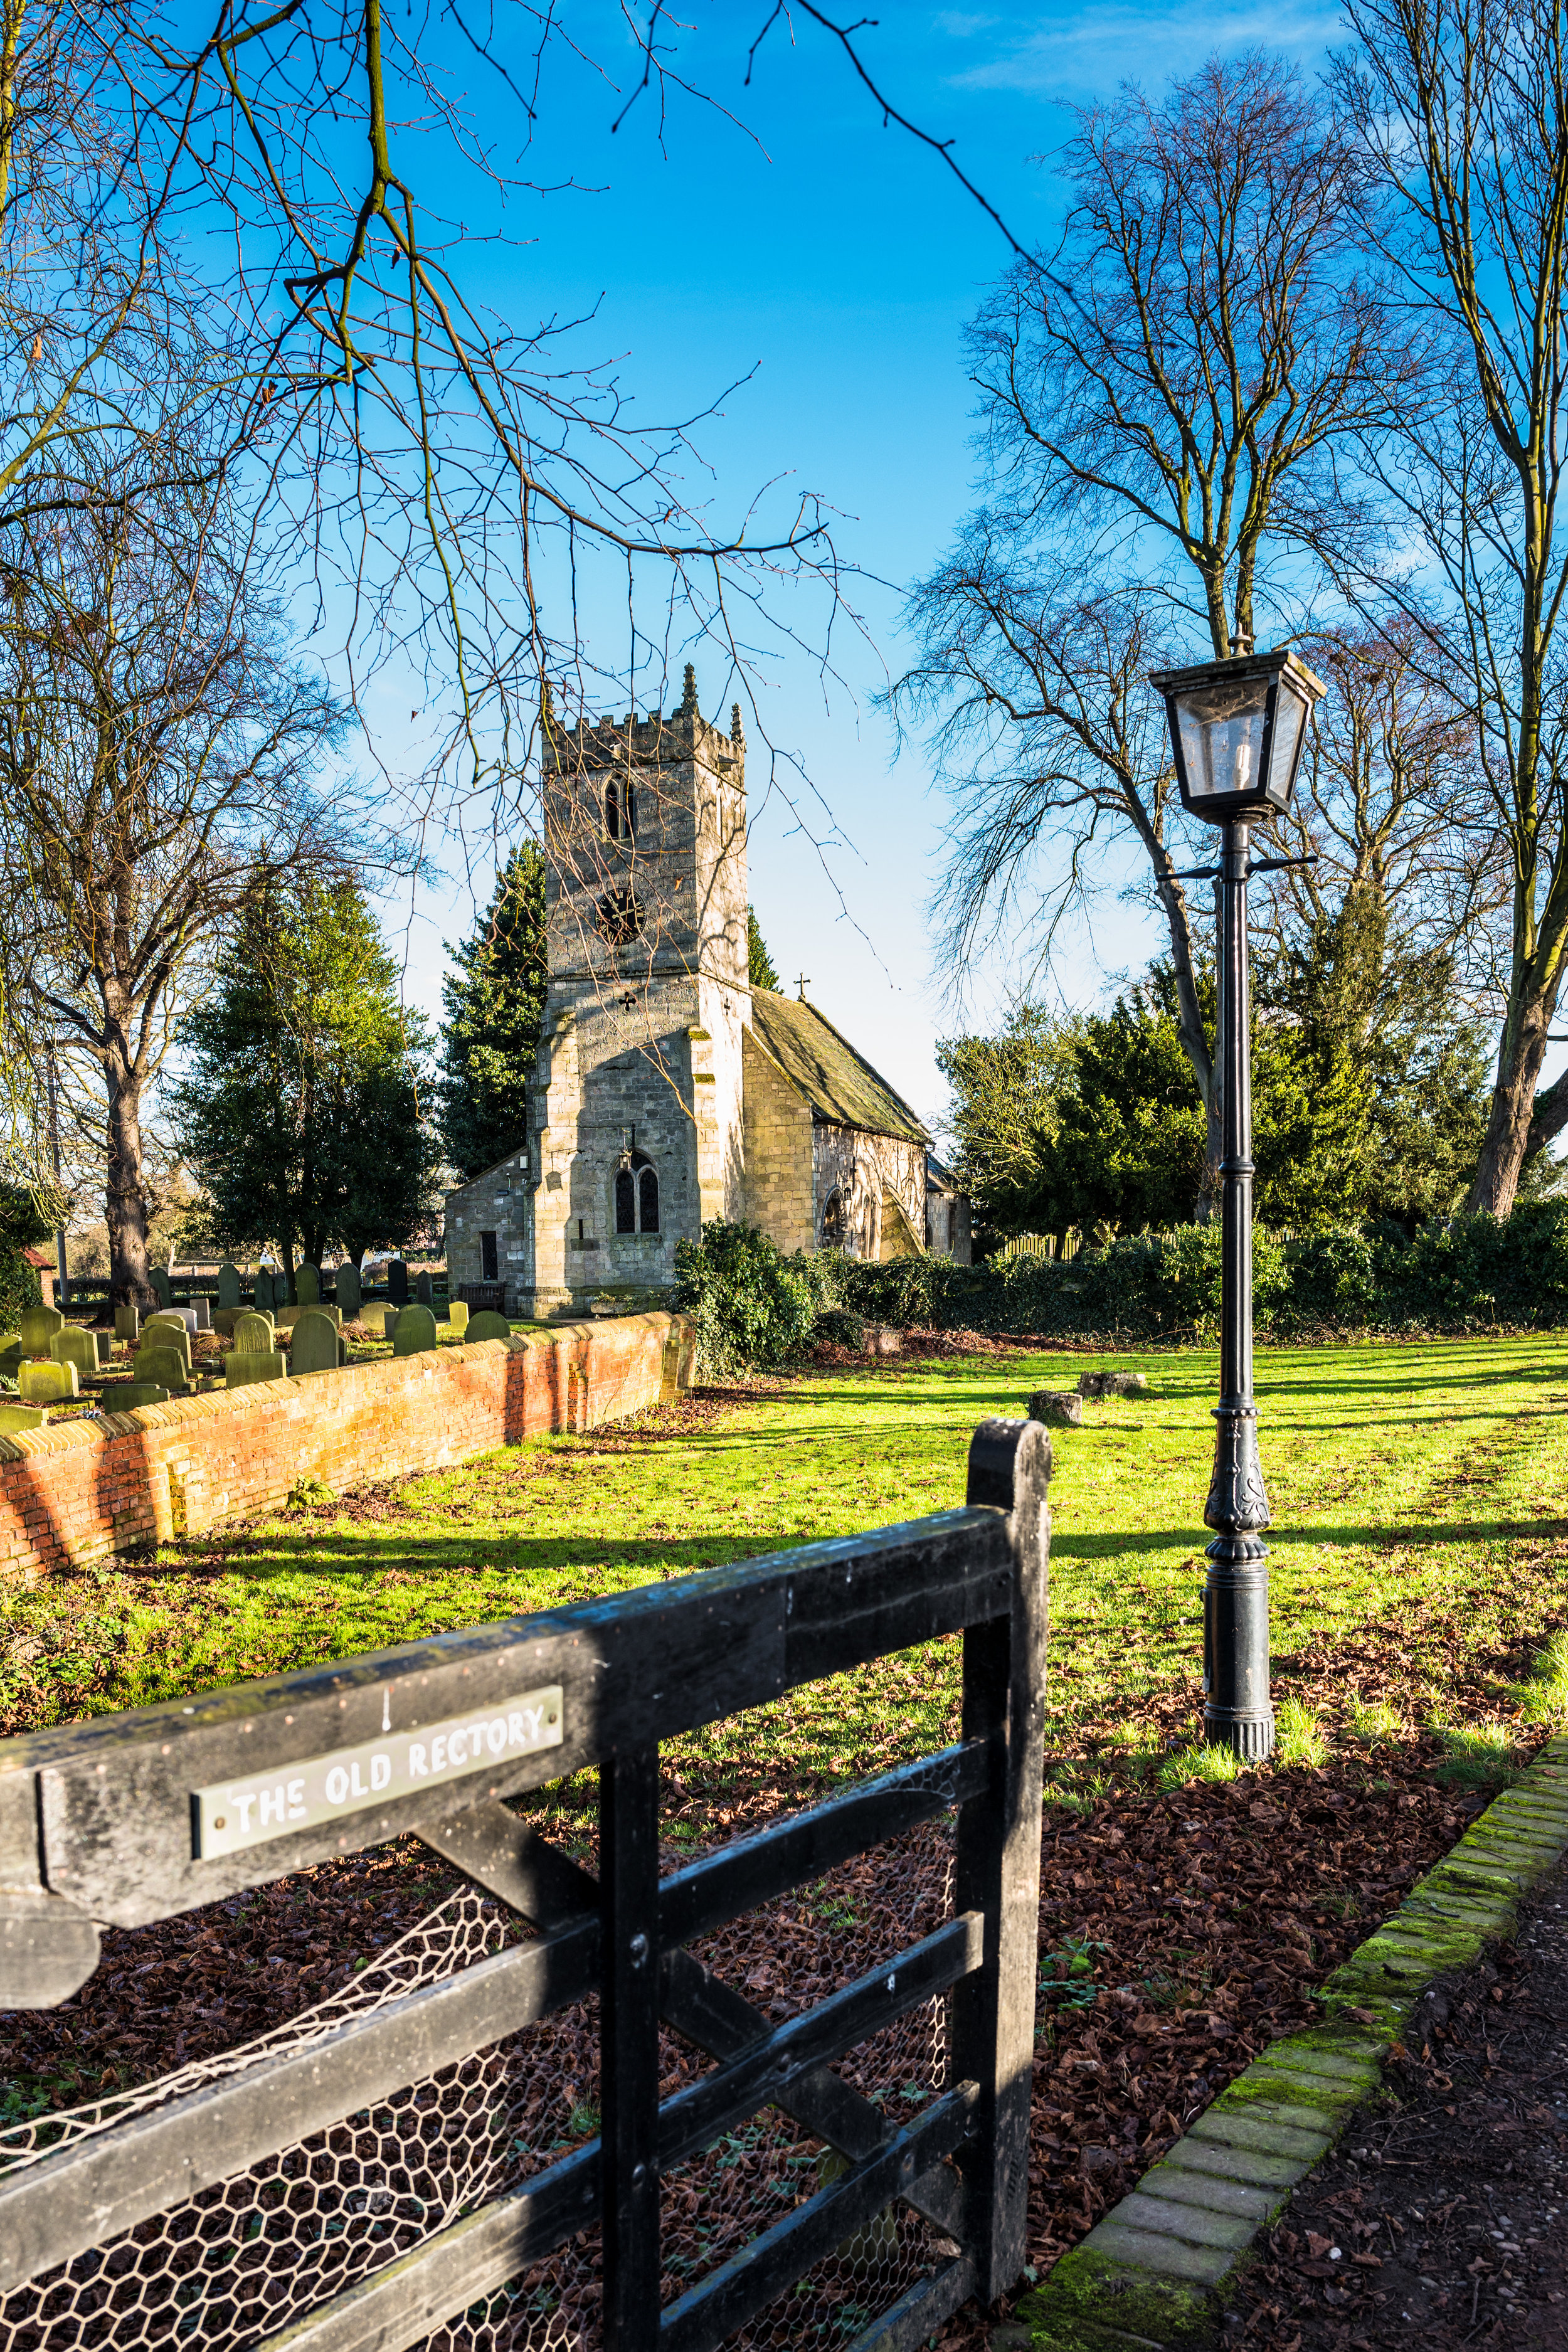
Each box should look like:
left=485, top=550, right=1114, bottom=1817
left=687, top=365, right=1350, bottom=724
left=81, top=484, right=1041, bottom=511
left=1001, top=1734, right=1568, bottom=2352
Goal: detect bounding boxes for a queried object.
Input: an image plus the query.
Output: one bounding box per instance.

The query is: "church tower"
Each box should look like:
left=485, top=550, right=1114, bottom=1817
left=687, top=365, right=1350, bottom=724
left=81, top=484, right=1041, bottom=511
left=521, top=666, right=749, bottom=1316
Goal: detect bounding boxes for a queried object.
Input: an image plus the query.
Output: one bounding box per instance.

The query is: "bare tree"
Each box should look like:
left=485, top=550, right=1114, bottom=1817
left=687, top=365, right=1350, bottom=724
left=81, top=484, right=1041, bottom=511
left=896, top=50, right=1391, bottom=1207
left=0, top=475, right=346, bottom=1308
left=1339, top=0, right=1568, bottom=1210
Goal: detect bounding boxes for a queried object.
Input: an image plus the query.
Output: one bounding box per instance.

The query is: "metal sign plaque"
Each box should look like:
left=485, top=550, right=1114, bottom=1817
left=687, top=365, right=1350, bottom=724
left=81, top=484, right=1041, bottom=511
left=192, top=1684, right=564, bottom=1859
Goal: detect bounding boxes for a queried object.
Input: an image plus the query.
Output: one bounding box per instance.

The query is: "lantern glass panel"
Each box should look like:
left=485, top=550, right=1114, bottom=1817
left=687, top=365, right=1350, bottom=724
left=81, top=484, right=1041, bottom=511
left=1174, top=675, right=1270, bottom=802
left=1271, top=679, right=1310, bottom=795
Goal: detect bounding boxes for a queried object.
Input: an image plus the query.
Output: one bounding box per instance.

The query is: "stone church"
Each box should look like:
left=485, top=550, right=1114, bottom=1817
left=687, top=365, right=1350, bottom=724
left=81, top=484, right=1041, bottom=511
left=445, top=670, right=970, bottom=1318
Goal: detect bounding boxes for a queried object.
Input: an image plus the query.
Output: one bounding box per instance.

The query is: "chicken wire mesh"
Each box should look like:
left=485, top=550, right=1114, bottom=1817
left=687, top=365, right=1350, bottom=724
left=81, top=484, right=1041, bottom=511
left=0, top=1816, right=959, bottom=2352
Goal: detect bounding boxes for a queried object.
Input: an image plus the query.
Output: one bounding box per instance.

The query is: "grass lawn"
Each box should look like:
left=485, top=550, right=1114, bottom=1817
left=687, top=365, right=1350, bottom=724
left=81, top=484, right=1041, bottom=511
left=5, top=1332, right=1567, bottom=1799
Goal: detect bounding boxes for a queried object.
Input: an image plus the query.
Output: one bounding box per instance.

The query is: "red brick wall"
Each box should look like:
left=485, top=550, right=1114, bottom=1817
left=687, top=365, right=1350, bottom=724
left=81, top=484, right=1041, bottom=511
left=0, top=1315, right=694, bottom=1582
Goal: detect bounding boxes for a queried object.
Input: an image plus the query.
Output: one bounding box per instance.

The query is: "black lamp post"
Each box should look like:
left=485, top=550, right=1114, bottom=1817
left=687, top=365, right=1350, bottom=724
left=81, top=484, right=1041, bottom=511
left=1149, top=640, right=1325, bottom=1759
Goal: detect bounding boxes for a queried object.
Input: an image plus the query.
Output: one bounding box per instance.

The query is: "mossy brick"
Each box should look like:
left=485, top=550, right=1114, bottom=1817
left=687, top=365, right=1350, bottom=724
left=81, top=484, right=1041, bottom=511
left=1015, top=2246, right=1214, bottom=2352
left=1258, top=2036, right=1382, bottom=2084
left=1161, top=2135, right=1310, bottom=2193
left=1112, top=2193, right=1254, bottom=2255
left=1086, top=2222, right=1232, bottom=2288
left=1189, top=2110, right=1329, bottom=2164
left=1223, top=2068, right=1362, bottom=2118
left=1207, top=2093, right=1342, bottom=2140
left=1138, top=2163, right=1281, bottom=2227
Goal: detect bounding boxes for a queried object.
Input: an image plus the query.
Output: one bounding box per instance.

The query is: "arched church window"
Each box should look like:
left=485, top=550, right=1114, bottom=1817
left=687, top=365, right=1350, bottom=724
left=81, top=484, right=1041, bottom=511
left=598, top=887, right=641, bottom=944
left=605, top=780, right=620, bottom=840
left=821, top=1190, right=846, bottom=1249
left=604, top=778, right=638, bottom=842
left=615, top=1166, right=637, bottom=1234
left=638, top=1163, right=660, bottom=1233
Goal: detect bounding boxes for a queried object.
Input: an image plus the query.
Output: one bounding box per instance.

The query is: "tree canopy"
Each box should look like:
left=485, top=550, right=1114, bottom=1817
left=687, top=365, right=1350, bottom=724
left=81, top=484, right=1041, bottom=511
left=748, top=907, right=781, bottom=993
left=438, top=849, right=548, bottom=1184
left=172, top=877, right=440, bottom=1278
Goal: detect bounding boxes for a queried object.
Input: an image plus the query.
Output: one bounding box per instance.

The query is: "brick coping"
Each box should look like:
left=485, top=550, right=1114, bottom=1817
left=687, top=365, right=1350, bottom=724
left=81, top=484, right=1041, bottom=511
left=1002, top=1735, right=1568, bottom=2352
left=0, top=1315, right=675, bottom=1463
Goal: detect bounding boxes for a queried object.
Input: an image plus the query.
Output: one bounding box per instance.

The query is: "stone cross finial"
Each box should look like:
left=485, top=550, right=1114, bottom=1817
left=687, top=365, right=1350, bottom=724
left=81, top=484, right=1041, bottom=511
left=795, top=973, right=810, bottom=999
left=731, top=702, right=745, bottom=746
left=680, top=663, right=699, bottom=717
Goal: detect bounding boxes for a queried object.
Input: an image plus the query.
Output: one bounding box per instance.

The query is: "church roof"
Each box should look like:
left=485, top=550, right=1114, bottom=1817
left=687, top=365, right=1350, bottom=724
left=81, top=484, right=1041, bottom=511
left=748, top=989, right=931, bottom=1147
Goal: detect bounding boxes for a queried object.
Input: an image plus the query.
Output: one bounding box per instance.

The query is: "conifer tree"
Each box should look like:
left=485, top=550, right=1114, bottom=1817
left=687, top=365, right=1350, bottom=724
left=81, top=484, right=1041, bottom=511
left=748, top=906, right=781, bottom=993
left=438, top=849, right=548, bottom=1181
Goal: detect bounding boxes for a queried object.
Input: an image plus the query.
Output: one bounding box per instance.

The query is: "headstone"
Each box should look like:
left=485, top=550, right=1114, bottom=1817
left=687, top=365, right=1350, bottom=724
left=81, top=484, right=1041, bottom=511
left=150, top=1268, right=173, bottom=1310
left=49, top=1329, right=98, bottom=1380
left=19, top=1359, right=77, bottom=1404
left=226, top=1350, right=285, bottom=1388
left=447, top=1300, right=469, bottom=1335
left=1027, top=1389, right=1083, bottom=1428
left=465, top=1309, right=511, bottom=1344
left=0, top=1335, right=22, bottom=1380
left=110, top=1383, right=169, bottom=1411
left=191, top=1296, right=212, bottom=1332
left=233, top=1311, right=275, bottom=1353
left=149, top=1306, right=197, bottom=1336
left=114, top=1303, right=140, bottom=1345
left=336, top=1262, right=363, bottom=1318
left=291, top=1308, right=341, bottom=1377
left=297, top=1263, right=321, bottom=1306
left=388, top=1259, right=409, bottom=1306
left=415, top=1270, right=433, bottom=1308
left=133, top=1347, right=191, bottom=1394
left=861, top=1324, right=902, bottom=1357
left=391, top=1304, right=438, bottom=1357
left=1076, top=1369, right=1150, bottom=1399
left=358, top=1303, right=395, bottom=1338
left=255, top=1268, right=275, bottom=1314
left=19, top=1303, right=63, bottom=1355
left=218, top=1263, right=242, bottom=1311
left=92, top=1332, right=112, bottom=1367
left=144, top=1317, right=193, bottom=1369
left=0, top=1402, right=45, bottom=1436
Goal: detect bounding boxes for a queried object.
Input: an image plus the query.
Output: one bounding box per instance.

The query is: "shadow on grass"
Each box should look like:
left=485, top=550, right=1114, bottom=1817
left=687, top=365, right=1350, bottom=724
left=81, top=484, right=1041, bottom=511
left=1051, top=1515, right=1568, bottom=1560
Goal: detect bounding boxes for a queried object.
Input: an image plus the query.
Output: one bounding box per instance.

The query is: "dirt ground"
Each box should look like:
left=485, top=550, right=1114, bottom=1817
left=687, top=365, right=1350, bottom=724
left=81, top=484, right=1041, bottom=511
left=1232, top=1855, right=1568, bottom=2350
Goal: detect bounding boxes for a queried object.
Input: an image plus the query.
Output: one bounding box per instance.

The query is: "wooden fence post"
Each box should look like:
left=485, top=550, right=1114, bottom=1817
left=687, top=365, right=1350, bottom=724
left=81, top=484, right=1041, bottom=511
left=953, top=1416, right=1051, bottom=2305
left=600, top=1745, right=663, bottom=2351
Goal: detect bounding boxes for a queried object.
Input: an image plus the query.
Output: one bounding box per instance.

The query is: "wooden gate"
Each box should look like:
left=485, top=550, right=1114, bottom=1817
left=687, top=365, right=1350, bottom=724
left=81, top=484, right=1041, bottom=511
left=0, top=1416, right=1049, bottom=2352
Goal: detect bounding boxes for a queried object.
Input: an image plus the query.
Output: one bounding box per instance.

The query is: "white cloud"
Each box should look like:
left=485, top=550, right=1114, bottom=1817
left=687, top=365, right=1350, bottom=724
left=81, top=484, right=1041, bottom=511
left=946, top=0, right=1343, bottom=98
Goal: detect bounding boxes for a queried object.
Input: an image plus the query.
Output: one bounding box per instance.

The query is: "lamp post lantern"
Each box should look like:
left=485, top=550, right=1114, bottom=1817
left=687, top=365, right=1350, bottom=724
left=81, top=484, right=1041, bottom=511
left=1149, top=641, right=1325, bottom=1759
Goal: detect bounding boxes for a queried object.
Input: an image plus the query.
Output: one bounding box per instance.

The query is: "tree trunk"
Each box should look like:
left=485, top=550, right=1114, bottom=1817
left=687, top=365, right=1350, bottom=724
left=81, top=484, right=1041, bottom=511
left=1468, top=983, right=1554, bottom=1214
left=1156, top=868, right=1222, bottom=1219
left=105, top=1054, right=154, bottom=1311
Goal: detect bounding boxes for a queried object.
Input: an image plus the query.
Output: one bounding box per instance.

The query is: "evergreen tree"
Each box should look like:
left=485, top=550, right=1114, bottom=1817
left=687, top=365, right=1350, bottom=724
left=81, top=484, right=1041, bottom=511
left=438, top=848, right=547, bottom=1181
left=748, top=905, right=781, bottom=992
left=171, top=877, right=441, bottom=1282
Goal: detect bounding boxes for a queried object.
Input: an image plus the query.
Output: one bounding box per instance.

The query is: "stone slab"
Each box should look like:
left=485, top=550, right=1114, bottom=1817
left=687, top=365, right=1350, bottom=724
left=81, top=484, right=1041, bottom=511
left=1111, top=2195, right=1254, bottom=2254
left=1136, top=2164, right=1279, bottom=2225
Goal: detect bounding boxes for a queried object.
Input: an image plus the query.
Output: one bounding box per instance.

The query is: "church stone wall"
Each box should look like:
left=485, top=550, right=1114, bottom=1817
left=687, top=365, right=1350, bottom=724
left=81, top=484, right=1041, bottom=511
left=445, top=1147, right=533, bottom=1314
left=741, top=1030, right=815, bottom=1252
left=812, top=1127, right=927, bottom=1259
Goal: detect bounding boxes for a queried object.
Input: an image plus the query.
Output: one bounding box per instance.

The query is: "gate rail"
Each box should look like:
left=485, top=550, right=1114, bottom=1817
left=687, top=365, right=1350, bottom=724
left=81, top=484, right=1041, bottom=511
left=0, top=1416, right=1050, bottom=2352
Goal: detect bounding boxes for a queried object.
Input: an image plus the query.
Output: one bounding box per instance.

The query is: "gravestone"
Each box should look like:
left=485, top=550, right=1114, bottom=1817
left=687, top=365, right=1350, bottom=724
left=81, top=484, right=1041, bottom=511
left=336, top=1262, right=363, bottom=1318
left=49, top=1329, right=98, bottom=1380
left=255, top=1268, right=275, bottom=1314
left=19, top=1360, right=77, bottom=1403
left=415, top=1270, right=433, bottom=1308
left=465, top=1309, right=511, bottom=1344
left=0, top=1335, right=23, bottom=1380
left=226, top=1350, right=285, bottom=1389
left=191, top=1296, right=212, bottom=1332
left=150, top=1268, right=173, bottom=1310
left=447, top=1300, right=469, bottom=1335
left=0, top=1401, right=45, bottom=1436
left=291, top=1309, right=341, bottom=1377
left=114, top=1303, right=140, bottom=1345
left=388, top=1259, right=409, bottom=1306
left=297, top=1263, right=321, bottom=1306
left=144, top=1316, right=193, bottom=1369
left=149, top=1306, right=197, bottom=1335
left=358, top=1303, right=395, bottom=1338
left=19, top=1304, right=63, bottom=1355
left=1027, top=1389, right=1083, bottom=1428
left=111, top=1384, right=169, bottom=1411
left=391, top=1304, right=437, bottom=1357
left=134, top=1346, right=191, bottom=1394
left=217, top=1263, right=241, bottom=1311
left=232, top=1311, right=275, bottom=1353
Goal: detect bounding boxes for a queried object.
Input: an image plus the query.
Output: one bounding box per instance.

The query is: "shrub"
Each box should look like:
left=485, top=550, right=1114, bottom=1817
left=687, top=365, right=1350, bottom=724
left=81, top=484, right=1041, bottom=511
left=1278, top=1227, right=1379, bottom=1330
left=0, top=1183, right=48, bottom=1331
left=672, top=1220, right=816, bottom=1376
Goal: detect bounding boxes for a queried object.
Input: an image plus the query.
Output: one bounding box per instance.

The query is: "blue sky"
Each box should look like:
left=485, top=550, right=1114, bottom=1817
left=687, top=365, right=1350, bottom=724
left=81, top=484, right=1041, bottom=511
left=376, top=1, right=1347, bottom=1128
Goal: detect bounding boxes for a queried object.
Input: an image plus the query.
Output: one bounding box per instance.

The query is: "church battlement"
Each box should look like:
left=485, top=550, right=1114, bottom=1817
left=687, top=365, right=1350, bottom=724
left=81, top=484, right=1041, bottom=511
left=541, top=666, right=745, bottom=777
